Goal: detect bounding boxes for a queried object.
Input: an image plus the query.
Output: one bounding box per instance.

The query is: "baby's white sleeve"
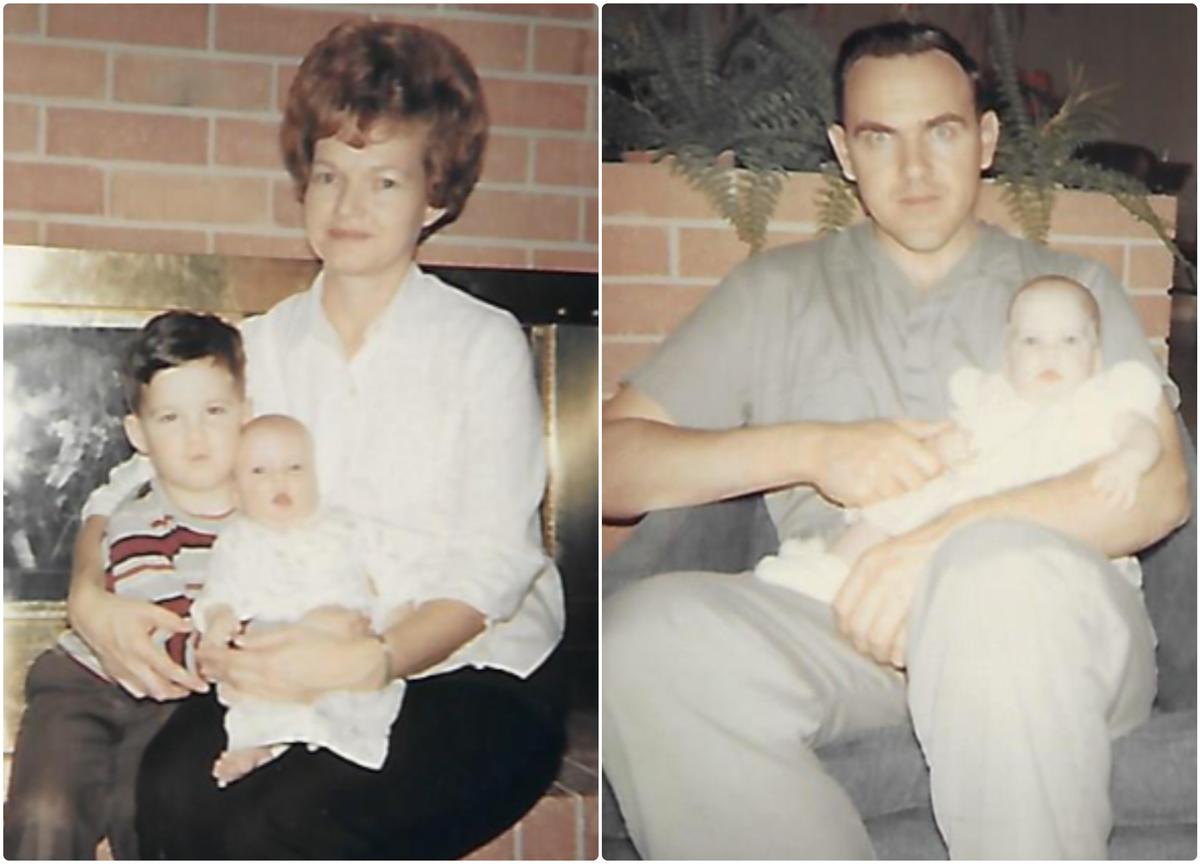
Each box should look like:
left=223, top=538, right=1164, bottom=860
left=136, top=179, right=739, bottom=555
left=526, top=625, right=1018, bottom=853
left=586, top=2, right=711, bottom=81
left=1102, top=360, right=1162, bottom=421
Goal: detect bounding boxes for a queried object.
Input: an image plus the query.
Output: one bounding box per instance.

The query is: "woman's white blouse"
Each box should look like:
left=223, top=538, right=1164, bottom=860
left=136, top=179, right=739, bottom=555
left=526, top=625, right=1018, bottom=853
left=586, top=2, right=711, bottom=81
left=86, top=266, right=564, bottom=679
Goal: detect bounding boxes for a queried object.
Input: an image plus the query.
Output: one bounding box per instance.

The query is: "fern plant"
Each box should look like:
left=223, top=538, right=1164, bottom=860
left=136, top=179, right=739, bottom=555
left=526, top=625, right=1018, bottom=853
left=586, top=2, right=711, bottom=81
left=988, top=6, right=1193, bottom=286
left=603, top=6, right=834, bottom=251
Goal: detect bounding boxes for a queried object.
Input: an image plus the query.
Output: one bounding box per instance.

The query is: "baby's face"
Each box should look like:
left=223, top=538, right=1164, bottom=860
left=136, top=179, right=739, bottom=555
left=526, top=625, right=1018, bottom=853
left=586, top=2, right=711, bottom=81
left=1004, top=285, right=1101, bottom=402
left=234, top=421, right=319, bottom=529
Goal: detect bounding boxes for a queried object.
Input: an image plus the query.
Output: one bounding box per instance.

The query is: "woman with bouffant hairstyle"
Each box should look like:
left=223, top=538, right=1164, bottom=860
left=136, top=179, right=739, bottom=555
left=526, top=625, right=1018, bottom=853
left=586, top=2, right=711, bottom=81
left=280, top=19, right=489, bottom=243
left=70, top=19, right=567, bottom=860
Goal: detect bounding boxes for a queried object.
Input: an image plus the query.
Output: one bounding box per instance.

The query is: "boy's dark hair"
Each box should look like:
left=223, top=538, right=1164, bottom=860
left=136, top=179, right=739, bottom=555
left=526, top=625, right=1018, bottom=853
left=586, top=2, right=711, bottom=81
left=124, top=311, right=245, bottom=414
left=833, top=21, right=982, bottom=124
left=280, top=20, right=489, bottom=244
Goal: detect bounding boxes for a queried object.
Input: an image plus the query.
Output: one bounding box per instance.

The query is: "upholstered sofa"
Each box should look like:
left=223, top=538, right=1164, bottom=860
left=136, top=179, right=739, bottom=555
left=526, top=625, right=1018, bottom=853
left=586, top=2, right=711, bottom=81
left=602, top=423, right=1196, bottom=859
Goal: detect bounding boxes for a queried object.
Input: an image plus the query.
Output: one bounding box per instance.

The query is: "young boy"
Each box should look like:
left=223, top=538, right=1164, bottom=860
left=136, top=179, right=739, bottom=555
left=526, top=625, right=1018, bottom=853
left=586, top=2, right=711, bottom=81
left=4, top=311, right=249, bottom=859
left=756, top=275, right=1164, bottom=602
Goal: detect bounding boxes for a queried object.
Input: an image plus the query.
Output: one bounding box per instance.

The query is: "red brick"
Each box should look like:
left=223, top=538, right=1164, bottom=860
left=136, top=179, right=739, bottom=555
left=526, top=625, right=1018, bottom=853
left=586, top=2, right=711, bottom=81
left=1049, top=190, right=1176, bottom=240
left=520, top=788, right=580, bottom=859
left=4, top=219, right=39, bottom=244
left=4, top=5, right=39, bottom=34
left=46, top=222, right=208, bottom=255
left=5, top=161, right=103, bottom=214
left=420, top=18, right=527, bottom=73
left=602, top=339, right=659, bottom=395
left=1128, top=246, right=1176, bottom=290
left=216, top=7, right=530, bottom=71
left=216, top=118, right=284, bottom=170
left=533, top=24, right=596, bottom=76
left=602, top=224, right=669, bottom=277
left=5, top=101, right=37, bottom=153
left=46, top=108, right=207, bottom=164
left=535, top=138, right=596, bottom=188
left=272, top=179, right=304, bottom=230
left=216, top=5, right=361, bottom=56
left=481, top=134, right=529, bottom=184
left=214, top=232, right=314, bottom=260
left=48, top=4, right=207, bottom=48
left=450, top=188, right=579, bottom=242
left=677, top=226, right=812, bottom=280
left=114, top=53, right=272, bottom=111
left=111, top=172, right=268, bottom=224
left=583, top=794, right=599, bottom=859
left=463, top=826, right=515, bottom=860
left=603, top=282, right=710, bottom=336
left=532, top=249, right=596, bottom=272
left=1046, top=240, right=1126, bottom=283
left=4, top=41, right=106, bottom=99
left=603, top=161, right=711, bottom=219
left=1132, top=293, right=1173, bottom=341
left=461, top=4, right=594, bottom=19
left=584, top=200, right=597, bottom=245
left=484, top=78, right=588, bottom=131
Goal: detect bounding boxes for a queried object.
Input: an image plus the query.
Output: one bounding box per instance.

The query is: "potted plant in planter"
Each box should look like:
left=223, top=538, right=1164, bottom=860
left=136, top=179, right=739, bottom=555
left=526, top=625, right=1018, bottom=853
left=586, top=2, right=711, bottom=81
left=602, top=5, right=837, bottom=251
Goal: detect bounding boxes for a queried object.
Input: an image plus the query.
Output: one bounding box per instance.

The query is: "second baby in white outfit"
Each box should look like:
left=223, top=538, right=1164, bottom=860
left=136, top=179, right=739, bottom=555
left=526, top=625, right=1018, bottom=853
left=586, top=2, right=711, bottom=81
left=756, top=275, right=1164, bottom=601
left=192, top=414, right=412, bottom=787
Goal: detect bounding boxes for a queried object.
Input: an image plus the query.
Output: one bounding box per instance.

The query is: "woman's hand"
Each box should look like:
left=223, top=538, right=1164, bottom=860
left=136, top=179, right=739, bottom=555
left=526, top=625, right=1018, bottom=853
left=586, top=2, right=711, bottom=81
left=68, top=585, right=208, bottom=700
left=204, top=620, right=387, bottom=704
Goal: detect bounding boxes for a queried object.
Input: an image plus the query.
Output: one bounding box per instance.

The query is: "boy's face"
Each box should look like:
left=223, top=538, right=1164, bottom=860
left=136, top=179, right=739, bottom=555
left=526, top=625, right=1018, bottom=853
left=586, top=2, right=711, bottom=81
left=303, top=122, right=447, bottom=284
left=1004, top=285, right=1102, bottom=402
left=828, top=50, right=999, bottom=263
left=124, top=358, right=247, bottom=510
left=233, top=421, right=319, bottom=530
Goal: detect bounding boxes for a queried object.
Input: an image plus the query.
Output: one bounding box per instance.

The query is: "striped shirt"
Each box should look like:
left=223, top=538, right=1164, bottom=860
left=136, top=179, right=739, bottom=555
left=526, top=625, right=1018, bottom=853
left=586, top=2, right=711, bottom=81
left=59, top=481, right=232, bottom=680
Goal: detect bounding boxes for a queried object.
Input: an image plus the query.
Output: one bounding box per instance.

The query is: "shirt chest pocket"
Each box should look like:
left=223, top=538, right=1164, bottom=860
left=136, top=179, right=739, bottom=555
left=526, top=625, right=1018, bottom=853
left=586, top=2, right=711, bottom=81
left=763, top=351, right=875, bottom=425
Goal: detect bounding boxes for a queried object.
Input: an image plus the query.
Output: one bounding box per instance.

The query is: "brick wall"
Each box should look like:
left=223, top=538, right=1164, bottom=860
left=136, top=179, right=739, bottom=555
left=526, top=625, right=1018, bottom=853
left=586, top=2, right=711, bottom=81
left=3, top=3, right=597, bottom=272
left=602, top=162, right=1179, bottom=552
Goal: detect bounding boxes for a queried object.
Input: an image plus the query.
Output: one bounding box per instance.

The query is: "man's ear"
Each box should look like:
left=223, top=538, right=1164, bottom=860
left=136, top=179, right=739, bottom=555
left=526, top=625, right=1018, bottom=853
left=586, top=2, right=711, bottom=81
left=124, top=414, right=148, bottom=455
left=827, top=125, right=856, bottom=182
left=978, top=110, right=1000, bottom=171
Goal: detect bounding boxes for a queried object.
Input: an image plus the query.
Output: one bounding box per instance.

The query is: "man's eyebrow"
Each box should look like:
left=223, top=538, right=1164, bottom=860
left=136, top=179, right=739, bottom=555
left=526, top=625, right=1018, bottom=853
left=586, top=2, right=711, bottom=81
left=925, top=112, right=968, bottom=128
left=851, top=120, right=896, bottom=136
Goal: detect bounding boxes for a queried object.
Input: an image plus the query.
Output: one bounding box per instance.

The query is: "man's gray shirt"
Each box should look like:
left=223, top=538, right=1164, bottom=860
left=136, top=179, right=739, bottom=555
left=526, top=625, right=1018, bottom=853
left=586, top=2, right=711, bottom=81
left=628, top=222, right=1179, bottom=543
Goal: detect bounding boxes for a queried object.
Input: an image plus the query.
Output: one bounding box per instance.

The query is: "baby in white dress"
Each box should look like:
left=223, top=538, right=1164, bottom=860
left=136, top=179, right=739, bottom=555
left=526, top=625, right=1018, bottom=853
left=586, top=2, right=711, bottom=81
left=192, top=415, right=412, bottom=786
left=756, top=275, right=1164, bottom=601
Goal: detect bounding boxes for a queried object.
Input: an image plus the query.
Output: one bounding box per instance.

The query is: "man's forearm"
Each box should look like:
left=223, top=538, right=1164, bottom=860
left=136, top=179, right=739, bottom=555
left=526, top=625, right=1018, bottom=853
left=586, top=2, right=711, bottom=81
left=918, top=401, right=1189, bottom=558
left=602, top=417, right=824, bottom=520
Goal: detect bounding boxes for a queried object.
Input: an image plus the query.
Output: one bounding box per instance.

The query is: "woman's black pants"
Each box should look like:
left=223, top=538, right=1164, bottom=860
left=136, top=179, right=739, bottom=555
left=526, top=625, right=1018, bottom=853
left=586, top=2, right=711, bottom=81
left=135, top=649, right=567, bottom=859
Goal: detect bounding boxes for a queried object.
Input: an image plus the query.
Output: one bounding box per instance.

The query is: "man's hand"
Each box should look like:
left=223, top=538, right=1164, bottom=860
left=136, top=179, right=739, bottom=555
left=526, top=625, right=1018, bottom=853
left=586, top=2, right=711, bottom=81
left=814, top=419, right=947, bottom=507
left=68, top=587, right=207, bottom=700
left=833, top=530, right=939, bottom=669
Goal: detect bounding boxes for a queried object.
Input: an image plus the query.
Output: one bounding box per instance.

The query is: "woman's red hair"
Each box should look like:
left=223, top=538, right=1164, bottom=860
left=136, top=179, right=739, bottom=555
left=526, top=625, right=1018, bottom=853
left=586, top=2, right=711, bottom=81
left=281, top=20, right=488, bottom=242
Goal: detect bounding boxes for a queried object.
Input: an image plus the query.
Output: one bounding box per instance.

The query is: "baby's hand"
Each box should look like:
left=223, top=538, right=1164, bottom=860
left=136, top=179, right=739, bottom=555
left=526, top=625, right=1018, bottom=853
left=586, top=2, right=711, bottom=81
left=1091, top=451, right=1144, bottom=510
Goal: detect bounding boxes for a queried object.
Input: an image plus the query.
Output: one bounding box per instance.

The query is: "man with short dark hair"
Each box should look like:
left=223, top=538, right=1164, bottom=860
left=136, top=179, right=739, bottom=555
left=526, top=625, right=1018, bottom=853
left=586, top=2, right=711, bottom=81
left=603, top=21, right=1189, bottom=858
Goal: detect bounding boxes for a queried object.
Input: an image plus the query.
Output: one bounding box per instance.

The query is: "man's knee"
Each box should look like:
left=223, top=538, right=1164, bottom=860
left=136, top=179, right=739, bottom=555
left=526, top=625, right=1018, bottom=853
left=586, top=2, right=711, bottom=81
left=5, top=784, right=85, bottom=854
left=922, top=518, right=1108, bottom=617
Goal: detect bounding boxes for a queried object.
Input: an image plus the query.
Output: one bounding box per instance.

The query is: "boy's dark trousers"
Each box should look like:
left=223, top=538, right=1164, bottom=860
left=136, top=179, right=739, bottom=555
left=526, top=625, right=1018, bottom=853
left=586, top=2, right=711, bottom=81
left=4, top=648, right=176, bottom=860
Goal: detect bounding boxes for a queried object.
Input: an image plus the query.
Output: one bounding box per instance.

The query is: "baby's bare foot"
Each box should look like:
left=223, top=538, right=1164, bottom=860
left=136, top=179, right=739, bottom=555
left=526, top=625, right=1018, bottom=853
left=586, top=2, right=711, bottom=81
left=212, top=746, right=278, bottom=788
